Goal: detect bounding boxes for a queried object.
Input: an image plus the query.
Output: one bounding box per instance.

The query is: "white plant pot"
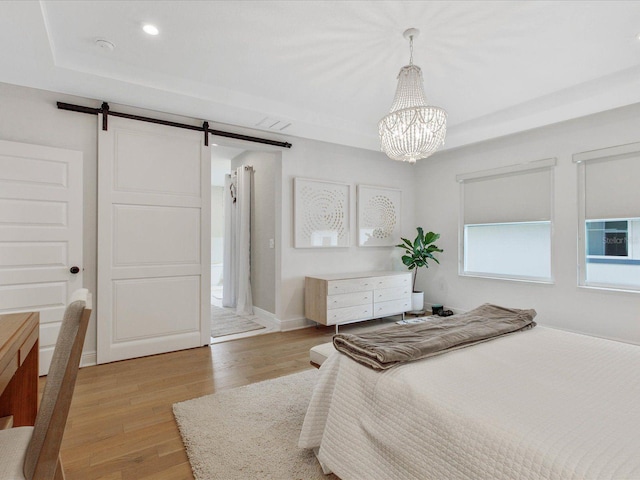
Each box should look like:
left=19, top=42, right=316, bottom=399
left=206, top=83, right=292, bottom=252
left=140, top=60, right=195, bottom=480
left=410, top=291, right=424, bottom=313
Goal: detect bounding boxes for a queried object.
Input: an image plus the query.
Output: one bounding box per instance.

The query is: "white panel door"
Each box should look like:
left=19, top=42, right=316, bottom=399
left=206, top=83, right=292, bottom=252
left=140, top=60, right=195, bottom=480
left=0, top=139, right=83, bottom=375
left=97, top=116, right=211, bottom=364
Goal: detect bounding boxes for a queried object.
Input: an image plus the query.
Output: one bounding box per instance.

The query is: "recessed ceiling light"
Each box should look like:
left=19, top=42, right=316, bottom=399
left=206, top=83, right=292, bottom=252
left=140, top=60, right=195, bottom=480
left=142, top=24, right=159, bottom=36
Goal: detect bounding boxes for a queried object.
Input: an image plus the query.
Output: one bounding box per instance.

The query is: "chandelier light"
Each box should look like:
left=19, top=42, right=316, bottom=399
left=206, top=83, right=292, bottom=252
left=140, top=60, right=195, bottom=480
left=378, top=28, right=447, bottom=163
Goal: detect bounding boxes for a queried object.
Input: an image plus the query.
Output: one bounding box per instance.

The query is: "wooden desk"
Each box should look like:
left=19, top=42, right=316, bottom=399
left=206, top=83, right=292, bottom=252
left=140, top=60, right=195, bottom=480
left=0, top=312, right=39, bottom=427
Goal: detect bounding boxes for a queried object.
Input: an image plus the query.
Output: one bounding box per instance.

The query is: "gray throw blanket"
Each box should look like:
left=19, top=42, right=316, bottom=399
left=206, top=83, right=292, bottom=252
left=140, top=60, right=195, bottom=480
left=333, top=303, right=537, bottom=370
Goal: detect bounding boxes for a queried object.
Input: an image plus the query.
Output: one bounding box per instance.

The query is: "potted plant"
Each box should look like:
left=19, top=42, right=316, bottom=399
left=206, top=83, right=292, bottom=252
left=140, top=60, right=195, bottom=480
left=396, top=227, right=443, bottom=312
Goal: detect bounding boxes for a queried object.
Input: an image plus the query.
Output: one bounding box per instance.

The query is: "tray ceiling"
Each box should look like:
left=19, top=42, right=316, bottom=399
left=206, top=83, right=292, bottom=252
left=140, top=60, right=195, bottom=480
left=1, top=1, right=640, bottom=153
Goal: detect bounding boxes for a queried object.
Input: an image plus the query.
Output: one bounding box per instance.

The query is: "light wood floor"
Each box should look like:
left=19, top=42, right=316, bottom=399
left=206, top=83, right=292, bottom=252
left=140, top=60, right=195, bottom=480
left=41, top=326, right=339, bottom=480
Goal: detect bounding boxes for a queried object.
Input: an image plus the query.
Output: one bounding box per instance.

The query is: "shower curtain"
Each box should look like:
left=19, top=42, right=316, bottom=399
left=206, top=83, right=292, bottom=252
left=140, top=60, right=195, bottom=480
left=222, top=165, right=253, bottom=315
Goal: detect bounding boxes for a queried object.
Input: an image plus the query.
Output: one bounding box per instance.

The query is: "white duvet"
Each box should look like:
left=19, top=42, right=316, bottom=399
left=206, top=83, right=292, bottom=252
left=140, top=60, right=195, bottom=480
left=299, top=326, right=640, bottom=479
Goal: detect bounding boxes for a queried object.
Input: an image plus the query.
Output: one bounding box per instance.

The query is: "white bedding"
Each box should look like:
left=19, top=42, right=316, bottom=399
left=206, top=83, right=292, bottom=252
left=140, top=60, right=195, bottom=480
left=299, top=326, right=640, bottom=479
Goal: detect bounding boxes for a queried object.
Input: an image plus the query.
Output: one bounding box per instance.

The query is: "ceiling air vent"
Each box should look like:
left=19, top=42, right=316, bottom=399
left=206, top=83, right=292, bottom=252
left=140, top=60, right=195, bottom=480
left=255, top=117, right=292, bottom=131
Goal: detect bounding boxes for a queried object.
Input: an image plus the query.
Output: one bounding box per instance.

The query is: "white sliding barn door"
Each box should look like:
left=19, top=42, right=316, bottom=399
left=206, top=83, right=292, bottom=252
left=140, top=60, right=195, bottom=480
left=0, top=139, right=83, bottom=375
left=97, top=116, right=211, bottom=364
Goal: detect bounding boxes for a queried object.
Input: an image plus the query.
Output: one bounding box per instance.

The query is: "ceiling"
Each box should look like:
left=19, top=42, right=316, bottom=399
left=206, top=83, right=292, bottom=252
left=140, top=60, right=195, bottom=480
left=2, top=1, right=640, bottom=154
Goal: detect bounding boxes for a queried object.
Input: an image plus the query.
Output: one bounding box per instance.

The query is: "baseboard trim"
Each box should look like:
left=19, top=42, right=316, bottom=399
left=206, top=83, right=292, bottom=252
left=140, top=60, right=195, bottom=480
left=252, top=308, right=315, bottom=332
left=81, top=351, right=97, bottom=368
left=278, top=316, right=315, bottom=332
left=252, top=306, right=280, bottom=331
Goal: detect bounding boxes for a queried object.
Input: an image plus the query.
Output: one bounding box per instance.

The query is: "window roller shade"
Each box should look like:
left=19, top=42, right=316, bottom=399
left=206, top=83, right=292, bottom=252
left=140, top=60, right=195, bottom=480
left=463, top=168, right=552, bottom=225
left=585, top=155, right=640, bottom=220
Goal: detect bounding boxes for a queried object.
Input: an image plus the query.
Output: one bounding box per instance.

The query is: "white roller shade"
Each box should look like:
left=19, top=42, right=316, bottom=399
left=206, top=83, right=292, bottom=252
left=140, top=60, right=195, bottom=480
left=460, top=160, right=554, bottom=225
left=584, top=155, right=640, bottom=220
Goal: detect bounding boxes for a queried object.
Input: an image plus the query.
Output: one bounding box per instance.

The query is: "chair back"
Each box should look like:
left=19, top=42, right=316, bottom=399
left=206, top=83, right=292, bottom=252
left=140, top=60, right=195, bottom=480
left=23, top=289, right=92, bottom=480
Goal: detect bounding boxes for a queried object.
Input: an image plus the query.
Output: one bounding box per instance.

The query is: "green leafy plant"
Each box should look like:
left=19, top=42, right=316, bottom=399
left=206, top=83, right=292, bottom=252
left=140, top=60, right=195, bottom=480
left=396, top=227, right=443, bottom=292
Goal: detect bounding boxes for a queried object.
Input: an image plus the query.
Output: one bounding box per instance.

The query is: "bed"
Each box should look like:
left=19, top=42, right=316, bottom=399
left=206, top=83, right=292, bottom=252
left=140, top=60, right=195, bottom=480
left=299, top=322, right=640, bottom=479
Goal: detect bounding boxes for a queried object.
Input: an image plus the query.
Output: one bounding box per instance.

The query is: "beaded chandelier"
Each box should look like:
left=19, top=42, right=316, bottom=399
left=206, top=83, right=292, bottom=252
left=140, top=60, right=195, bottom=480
left=378, top=28, right=447, bottom=163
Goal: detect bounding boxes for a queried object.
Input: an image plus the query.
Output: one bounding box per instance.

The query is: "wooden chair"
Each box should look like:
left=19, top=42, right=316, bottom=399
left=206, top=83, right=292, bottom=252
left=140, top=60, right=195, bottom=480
left=0, top=289, right=92, bottom=480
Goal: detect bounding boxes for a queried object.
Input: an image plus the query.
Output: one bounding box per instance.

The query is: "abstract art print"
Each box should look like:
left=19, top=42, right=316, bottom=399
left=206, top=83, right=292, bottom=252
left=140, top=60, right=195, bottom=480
left=294, top=178, right=350, bottom=248
left=357, top=185, right=401, bottom=247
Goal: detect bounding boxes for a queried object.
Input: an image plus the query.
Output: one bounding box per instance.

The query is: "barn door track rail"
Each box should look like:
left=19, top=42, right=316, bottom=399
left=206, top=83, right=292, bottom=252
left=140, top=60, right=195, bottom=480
left=57, top=101, right=293, bottom=149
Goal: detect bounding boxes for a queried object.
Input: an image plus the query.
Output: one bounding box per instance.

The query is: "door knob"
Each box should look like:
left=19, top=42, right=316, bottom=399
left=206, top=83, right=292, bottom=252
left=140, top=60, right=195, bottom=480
left=70, top=266, right=80, bottom=274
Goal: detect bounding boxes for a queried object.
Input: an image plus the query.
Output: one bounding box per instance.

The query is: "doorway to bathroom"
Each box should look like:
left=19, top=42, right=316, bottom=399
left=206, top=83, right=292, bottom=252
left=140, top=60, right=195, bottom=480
left=210, top=146, right=278, bottom=342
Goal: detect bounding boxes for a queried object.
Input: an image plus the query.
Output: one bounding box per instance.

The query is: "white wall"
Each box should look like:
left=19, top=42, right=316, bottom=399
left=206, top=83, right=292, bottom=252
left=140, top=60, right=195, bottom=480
left=0, top=82, right=417, bottom=352
left=5, top=79, right=638, bottom=355
left=415, top=102, right=640, bottom=345
left=278, top=139, right=416, bottom=327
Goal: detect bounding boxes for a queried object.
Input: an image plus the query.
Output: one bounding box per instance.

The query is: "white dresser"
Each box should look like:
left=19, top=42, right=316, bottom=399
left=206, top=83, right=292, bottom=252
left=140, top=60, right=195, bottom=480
left=304, top=271, right=412, bottom=329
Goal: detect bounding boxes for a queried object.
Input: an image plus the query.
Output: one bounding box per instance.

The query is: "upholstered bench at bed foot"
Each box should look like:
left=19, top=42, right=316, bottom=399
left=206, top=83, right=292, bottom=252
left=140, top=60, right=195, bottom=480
left=310, top=342, right=335, bottom=368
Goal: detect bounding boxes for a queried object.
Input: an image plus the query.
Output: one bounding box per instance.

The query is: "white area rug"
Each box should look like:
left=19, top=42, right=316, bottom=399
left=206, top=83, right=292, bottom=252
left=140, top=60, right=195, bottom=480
left=211, top=304, right=265, bottom=338
left=173, top=369, right=338, bottom=480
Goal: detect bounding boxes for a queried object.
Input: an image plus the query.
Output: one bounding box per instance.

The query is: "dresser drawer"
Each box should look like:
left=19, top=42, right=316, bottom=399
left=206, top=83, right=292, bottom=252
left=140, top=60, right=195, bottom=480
left=327, top=291, right=372, bottom=309
left=327, top=304, right=373, bottom=325
left=373, top=298, right=412, bottom=317
left=327, top=278, right=374, bottom=295
left=374, top=286, right=411, bottom=303
left=372, top=274, right=411, bottom=290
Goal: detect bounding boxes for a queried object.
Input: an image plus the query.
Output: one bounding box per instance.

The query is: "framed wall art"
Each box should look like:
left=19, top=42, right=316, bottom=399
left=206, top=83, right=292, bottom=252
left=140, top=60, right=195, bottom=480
left=357, top=184, right=401, bottom=247
left=294, top=177, right=350, bottom=248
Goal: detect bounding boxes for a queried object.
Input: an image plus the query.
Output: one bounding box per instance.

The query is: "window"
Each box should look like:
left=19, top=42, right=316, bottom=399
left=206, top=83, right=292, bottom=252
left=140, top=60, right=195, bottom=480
left=464, top=222, right=551, bottom=279
left=575, top=143, right=640, bottom=291
left=457, top=158, right=555, bottom=282
left=587, top=220, right=629, bottom=257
